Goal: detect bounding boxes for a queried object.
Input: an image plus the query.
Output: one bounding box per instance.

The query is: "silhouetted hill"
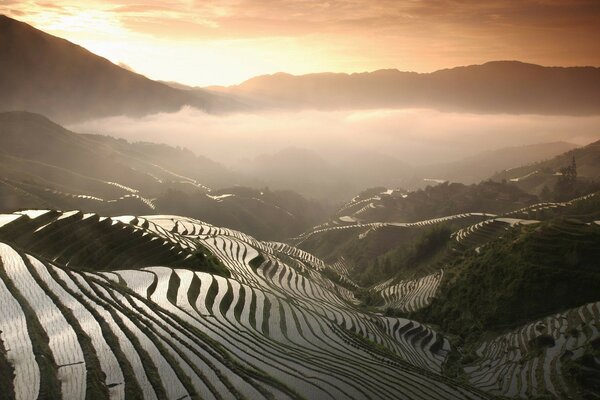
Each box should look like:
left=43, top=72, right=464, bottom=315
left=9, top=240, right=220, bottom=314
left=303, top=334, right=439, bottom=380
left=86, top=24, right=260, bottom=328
left=0, top=15, right=241, bottom=122
left=237, top=148, right=416, bottom=202
left=212, top=61, right=600, bottom=115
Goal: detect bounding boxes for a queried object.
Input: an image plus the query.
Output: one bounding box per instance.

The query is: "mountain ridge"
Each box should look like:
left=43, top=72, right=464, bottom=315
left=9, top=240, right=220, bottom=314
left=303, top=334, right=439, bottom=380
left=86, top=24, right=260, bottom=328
left=208, top=60, right=600, bottom=115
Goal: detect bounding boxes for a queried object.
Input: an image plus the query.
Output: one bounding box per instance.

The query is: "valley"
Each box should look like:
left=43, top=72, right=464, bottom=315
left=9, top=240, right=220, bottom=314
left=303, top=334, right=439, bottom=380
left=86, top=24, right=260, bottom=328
left=0, top=107, right=599, bottom=399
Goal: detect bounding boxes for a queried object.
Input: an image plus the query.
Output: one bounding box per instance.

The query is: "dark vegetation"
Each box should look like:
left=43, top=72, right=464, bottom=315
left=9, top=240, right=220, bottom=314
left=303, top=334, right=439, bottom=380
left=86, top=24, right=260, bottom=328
left=249, top=253, right=266, bottom=270
left=528, top=192, right=600, bottom=221
left=299, top=179, right=537, bottom=286
left=0, top=320, right=15, bottom=398
left=350, top=180, right=537, bottom=223
left=355, top=224, right=452, bottom=286
left=563, top=339, right=600, bottom=399
left=416, top=218, right=600, bottom=343
left=157, top=186, right=328, bottom=240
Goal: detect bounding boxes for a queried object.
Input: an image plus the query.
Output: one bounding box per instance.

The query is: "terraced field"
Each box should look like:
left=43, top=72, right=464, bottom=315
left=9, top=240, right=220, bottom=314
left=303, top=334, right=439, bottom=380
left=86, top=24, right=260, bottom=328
left=2, top=200, right=599, bottom=399
left=0, top=210, right=489, bottom=399
left=465, top=301, right=600, bottom=399
left=289, top=212, right=491, bottom=246
left=374, top=270, right=444, bottom=313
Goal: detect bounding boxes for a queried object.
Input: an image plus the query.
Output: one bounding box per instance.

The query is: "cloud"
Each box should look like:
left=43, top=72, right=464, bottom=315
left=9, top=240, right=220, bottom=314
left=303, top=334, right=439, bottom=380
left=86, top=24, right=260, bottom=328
left=69, top=107, right=600, bottom=167
left=6, top=1, right=599, bottom=41
left=3, top=0, right=599, bottom=86
left=117, top=61, right=135, bottom=71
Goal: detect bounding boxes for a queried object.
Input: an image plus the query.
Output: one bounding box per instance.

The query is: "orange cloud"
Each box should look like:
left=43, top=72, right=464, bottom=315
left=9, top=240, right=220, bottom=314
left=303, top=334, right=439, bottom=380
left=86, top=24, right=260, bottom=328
left=1, top=0, right=598, bottom=86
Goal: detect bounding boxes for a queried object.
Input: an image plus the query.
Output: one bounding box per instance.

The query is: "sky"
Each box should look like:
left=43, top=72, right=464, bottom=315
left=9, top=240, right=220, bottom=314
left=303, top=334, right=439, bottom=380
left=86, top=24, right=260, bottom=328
left=2, top=0, right=600, bottom=86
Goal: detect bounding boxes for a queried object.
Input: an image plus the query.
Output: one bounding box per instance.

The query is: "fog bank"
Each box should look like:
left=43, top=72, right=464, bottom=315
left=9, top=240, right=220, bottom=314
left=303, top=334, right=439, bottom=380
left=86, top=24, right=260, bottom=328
left=71, top=107, right=600, bottom=167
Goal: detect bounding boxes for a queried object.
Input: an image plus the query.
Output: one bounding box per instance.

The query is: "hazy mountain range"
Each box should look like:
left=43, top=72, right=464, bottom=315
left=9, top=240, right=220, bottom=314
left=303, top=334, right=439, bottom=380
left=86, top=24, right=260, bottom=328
left=241, top=142, right=580, bottom=199
left=491, top=138, right=600, bottom=195
left=209, top=61, right=600, bottom=115
left=3, top=14, right=600, bottom=124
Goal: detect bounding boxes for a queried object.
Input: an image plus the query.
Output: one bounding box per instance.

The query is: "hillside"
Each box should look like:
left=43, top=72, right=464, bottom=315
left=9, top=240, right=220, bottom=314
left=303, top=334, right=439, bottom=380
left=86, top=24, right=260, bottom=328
left=491, top=139, right=600, bottom=197
left=0, top=195, right=598, bottom=398
left=0, top=15, right=241, bottom=123
left=0, top=111, right=326, bottom=239
left=286, top=181, right=539, bottom=287
left=417, top=142, right=577, bottom=185
left=240, top=148, right=356, bottom=201
left=413, top=205, right=600, bottom=399
left=0, top=210, right=489, bottom=400
left=210, top=61, right=600, bottom=115
left=0, top=194, right=598, bottom=400
left=418, top=217, right=600, bottom=337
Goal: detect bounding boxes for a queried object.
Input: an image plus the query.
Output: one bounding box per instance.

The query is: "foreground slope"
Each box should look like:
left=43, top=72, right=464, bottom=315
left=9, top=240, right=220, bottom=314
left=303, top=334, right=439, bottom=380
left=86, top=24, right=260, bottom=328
left=285, top=185, right=600, bottom=399
left=0, top=210, right=487, bottom=399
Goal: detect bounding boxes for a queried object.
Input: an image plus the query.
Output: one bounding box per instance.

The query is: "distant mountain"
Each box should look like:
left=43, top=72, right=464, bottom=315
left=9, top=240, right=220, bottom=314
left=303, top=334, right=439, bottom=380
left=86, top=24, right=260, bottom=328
left=239, top=143, right=578, bottom=200
left=0, top=15, right=242, bottom=123
left=210, top=61, right=600, bottom=115
left=417, top=141, right=578, bottom=185
left=237, top=148, right=416, bottom=202
left=0, top=111, right=325, bottom=239
left=239, top=147, right=356, bottom=201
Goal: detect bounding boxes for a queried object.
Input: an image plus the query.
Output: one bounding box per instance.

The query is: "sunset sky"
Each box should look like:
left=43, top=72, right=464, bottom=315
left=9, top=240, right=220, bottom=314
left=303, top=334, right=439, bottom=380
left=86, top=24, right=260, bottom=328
left=2, top=0, right=600, bottom=86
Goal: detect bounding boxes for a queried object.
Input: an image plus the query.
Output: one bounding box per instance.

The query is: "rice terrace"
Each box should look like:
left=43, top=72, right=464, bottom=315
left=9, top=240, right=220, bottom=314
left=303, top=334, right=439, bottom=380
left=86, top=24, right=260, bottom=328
left=1, top=1, right=600, bottom=399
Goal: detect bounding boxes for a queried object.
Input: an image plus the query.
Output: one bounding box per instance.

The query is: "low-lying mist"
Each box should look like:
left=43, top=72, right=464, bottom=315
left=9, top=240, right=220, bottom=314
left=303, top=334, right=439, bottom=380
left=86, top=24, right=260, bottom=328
left=70, top=107, right=600, bottom=199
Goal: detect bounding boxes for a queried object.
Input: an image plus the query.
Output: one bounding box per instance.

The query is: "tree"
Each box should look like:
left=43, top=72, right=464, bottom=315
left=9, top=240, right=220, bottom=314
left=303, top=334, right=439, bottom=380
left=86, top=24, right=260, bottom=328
left=554, top=155, right=578, bottom=201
